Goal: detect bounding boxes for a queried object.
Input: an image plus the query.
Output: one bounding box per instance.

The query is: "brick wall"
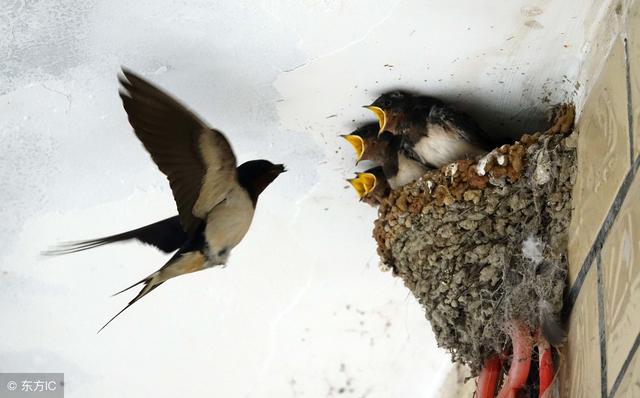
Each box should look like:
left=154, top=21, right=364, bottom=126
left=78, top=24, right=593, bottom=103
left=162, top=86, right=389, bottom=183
left=560, top=1, right=640, bottom=397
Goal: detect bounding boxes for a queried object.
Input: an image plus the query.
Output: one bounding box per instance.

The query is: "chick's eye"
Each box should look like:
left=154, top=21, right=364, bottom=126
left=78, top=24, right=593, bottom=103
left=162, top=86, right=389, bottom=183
left=218, top=248, right=228, bottom=256
left=383, top=99, right=392, bottom=107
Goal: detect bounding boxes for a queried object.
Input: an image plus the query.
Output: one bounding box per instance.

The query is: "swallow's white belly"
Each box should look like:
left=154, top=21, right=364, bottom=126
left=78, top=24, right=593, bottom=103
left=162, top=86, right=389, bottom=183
left=204, top=185, right=255, bottom=265
left=414, top=124, right=486, bottom=167
left=388, top=154, right=429, bottom=189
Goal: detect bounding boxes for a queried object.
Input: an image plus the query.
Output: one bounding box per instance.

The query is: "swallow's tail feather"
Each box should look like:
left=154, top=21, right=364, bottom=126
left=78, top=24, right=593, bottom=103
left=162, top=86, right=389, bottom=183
left=42, top=216, right=187, bottom=255
left=97, top=249, right=207, bottom=333
left=97, top=271, right=164, bottom=333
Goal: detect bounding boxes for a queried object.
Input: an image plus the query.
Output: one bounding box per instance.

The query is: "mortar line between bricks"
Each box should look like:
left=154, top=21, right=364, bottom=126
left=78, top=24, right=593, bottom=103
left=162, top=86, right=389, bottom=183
left=564, top=156, right=640, bottom=319
left=596, top=253, right=608, bottom=398
left=609, top=332, right=640, bottom=397
left=624, top=37, right=635, bottom=168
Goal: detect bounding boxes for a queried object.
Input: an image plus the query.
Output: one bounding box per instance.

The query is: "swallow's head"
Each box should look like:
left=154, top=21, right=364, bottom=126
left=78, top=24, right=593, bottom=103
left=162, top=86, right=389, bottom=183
left=347, top=166, right=387, bottom=201
left=269, top=162, right=287, bottom=175
left=237, top=160, right=286, bottom=200
left=341, top=123, right=391, bottom=164
left=360, top=166, right=390, bottom=198
left=348, top=166, right=390, bottom=206
left=347, top=175, right=368, bottom=199
left=341, top=134, right=365, bottom=163
left=365, top=91, right=409, bottom=136
left=354, top=171, right=378, bottom=197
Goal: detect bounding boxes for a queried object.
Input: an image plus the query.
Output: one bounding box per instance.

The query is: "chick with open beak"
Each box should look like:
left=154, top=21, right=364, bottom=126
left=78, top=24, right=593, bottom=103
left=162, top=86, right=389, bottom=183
left=341, top=134, right=366, bottom=163
left=341, top=123, right=392, bottom=165
left=364, top=91, right=415, bottom=136
left=347, top=166, right=390, bottom=207
left=342, top=123, right=430, bottom=189
left=365, top=91, right=491, bottom=168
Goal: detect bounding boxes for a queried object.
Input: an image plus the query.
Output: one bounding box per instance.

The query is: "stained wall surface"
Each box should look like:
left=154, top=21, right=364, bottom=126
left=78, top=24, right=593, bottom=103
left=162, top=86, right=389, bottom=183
left=562, top=1, right=640, bottom=397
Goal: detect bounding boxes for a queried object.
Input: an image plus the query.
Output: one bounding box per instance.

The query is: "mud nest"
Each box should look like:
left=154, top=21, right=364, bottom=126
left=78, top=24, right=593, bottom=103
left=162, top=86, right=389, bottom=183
left=373, top=106, right=576, bottom=372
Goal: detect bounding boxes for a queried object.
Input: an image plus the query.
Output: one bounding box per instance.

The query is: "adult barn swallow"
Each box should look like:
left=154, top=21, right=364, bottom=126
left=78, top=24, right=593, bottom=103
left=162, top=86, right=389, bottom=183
left=366, top=91, right=491, bottom=168
left=46, top=69, right=286, bottom=331
left=342, top=123, right=429, bottom=189
left=347, top=166, right=390, bottom=206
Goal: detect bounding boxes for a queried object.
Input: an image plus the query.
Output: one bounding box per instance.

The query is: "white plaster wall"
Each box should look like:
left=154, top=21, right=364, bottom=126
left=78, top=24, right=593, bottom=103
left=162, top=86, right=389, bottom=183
left=0, top=1, right=611, bottom=397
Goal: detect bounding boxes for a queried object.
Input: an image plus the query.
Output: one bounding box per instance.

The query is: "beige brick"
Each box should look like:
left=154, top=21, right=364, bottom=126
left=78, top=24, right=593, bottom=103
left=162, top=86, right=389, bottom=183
left=601, top=174, right=640, bottom=391
left=629, top=0, right=640, bottom=160
left=568, top=38, right=631, bottom=285
left=559, top=265, right=601, bottom=398
left=614, top=348, right=640, bottom=397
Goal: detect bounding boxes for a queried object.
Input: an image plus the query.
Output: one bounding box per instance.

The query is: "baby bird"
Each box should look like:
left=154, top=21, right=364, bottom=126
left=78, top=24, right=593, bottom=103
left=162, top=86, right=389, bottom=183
left=347, top=166, right=390, bottom=206
left=342, top=123, right=429, bottom=189
left=366, top=91, right=491, bottom=168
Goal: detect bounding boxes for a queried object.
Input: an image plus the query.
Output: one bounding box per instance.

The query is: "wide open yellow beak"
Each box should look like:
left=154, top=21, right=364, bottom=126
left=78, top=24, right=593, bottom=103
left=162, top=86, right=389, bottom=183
left=355, top=172, right=377, bottom=195
left=341, top=134, right=365, bottom=162
left=347, top=177, right=367, bottom=198
left=364, top=106, right=386, bottom=135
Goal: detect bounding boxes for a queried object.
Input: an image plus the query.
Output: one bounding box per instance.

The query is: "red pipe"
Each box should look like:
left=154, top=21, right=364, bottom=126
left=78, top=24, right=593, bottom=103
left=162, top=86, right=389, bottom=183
left=496, top=320, right=533, bottom=398
left=538, top=336, right=554, bottom=397
left=476, top=354, right=502, bottom=398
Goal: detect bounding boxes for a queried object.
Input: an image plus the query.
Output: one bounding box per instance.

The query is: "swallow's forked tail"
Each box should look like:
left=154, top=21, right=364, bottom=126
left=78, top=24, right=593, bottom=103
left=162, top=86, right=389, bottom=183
left=97, top=249, right=207, bottom=333
left=97, top=271, right=164, bottom=333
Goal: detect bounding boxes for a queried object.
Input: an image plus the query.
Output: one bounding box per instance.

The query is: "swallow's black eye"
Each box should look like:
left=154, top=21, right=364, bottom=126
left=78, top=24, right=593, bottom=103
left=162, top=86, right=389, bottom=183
left=382, top=99, right=392, bottom=107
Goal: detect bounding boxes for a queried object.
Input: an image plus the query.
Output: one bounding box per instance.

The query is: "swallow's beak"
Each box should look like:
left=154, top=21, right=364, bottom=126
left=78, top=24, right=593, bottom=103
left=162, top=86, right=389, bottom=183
left=274, top=164, right=287, bottom=173
left=364, top=105, right=386, bottom=135
left=355, top=172, right=377, bottom=195
left=347, top=176, right=367, bottom=198
left=341, top=134, right=365, bottom=164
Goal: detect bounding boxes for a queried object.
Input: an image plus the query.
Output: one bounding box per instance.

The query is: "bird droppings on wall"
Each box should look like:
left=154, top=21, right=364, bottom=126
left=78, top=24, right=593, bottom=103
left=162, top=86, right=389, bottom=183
left=373, top=105, right=576, bottom=373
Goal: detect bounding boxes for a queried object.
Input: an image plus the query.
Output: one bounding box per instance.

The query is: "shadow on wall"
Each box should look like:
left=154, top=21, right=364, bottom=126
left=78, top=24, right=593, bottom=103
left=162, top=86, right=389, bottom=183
left=372, top=86, right=553, bottom=143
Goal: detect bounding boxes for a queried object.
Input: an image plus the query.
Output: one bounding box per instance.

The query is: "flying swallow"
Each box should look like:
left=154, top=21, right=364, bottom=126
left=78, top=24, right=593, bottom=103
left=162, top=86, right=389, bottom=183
left=347, top=166, right=390, bottom=206
left=341, top=123, right=429, bottom=189
left=365, top=91, right=491, bottom=168
left=46, top=69, right=286, bottom=331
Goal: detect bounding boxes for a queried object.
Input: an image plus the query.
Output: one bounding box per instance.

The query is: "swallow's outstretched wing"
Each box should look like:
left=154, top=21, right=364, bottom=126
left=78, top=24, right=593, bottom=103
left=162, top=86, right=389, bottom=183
left=119, top=69, right=237, bottom=236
